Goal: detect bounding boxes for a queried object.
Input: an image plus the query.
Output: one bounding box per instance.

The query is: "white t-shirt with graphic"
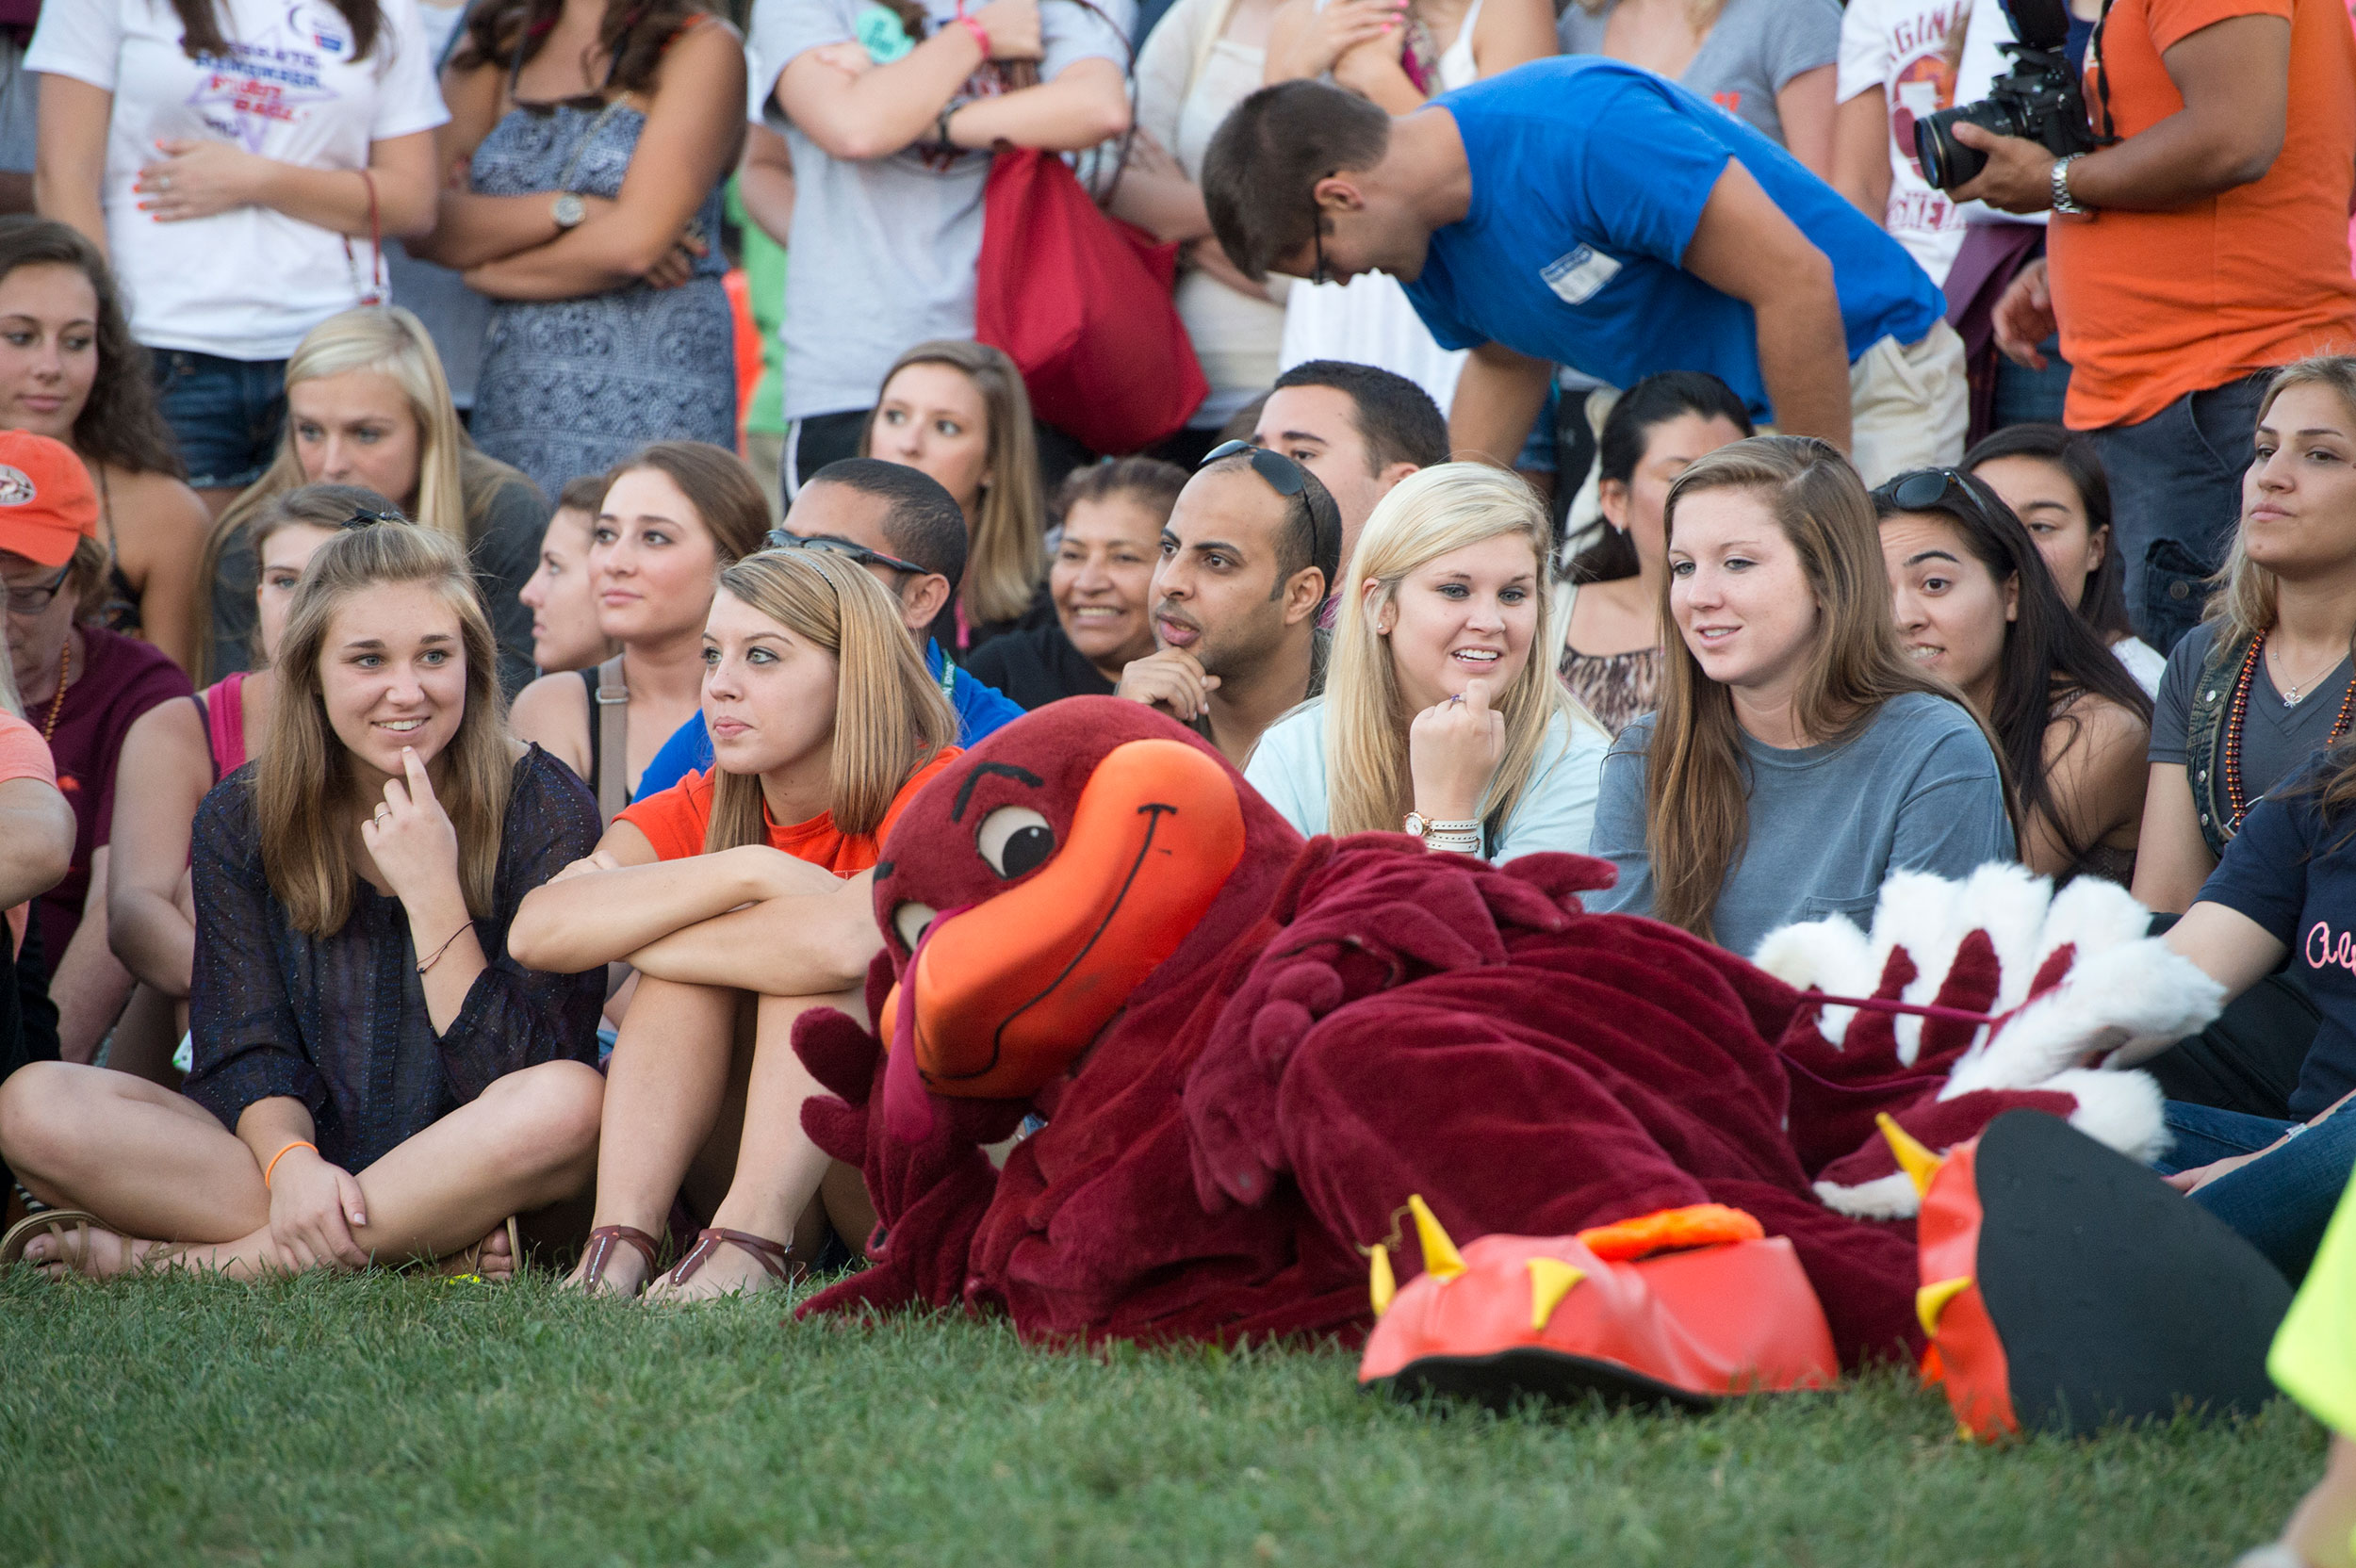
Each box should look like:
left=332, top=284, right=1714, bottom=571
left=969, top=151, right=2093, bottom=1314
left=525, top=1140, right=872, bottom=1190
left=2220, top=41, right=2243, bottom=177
left=28, top=0, right=450, bottom=360
left=1836, top=0, right=1971, bottom=286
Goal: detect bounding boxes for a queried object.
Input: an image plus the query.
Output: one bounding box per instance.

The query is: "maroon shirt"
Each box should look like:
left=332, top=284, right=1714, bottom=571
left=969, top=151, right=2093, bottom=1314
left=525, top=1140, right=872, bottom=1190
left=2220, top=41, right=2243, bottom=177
left=34, top=626, right=192, bottom=971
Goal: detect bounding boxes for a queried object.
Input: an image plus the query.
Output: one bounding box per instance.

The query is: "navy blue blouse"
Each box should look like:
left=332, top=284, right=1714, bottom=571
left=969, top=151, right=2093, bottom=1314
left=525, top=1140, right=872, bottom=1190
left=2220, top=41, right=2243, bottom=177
left=185, top=745, right=602, bottom=1171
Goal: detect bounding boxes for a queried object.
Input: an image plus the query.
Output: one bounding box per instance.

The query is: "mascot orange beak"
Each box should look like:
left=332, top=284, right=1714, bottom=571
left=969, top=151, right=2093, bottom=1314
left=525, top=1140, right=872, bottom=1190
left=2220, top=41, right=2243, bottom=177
left=878, top=738, right=1246, bottom=1133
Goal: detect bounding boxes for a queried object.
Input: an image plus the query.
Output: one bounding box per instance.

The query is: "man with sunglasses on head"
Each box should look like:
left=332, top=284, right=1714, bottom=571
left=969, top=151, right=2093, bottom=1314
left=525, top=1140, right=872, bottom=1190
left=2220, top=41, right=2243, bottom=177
left=1115, top=442, right=1343, bottom=767
left=1198, top=61, right=1960, bottom=491
left=630, top=459, right=1026, bottom=801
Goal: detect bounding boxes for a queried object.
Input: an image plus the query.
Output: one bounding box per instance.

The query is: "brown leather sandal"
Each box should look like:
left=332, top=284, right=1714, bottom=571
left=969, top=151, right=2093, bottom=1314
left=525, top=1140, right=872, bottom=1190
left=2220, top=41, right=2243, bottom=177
left=579, top=1224, right=662, bottom=1296
left=663, top=1226, right=795, bottom=1294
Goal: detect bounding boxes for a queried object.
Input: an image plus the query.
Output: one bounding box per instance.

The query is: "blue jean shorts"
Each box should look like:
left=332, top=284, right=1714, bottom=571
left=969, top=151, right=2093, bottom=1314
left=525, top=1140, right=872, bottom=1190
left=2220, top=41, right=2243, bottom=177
left=150, top=349, right=287, bottom=490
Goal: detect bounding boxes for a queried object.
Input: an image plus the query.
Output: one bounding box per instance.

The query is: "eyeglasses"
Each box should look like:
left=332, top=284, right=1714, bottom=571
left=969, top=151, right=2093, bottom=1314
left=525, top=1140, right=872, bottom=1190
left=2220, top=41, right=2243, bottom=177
left=2, top=563, right=68, bottom=617
left=764, top=527, right=928, bottom=579
left=1873, top=468, right=1975, bottom=514
left=1198, top=439, right=1334, bottom=587
left=339, top=506, right=403, bottom=531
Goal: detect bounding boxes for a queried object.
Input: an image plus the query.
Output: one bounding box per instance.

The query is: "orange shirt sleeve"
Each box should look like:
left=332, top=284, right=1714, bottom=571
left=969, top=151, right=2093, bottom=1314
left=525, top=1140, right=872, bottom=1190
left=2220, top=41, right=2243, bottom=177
left=2141, top=0, right=2290, bottom=54
left=0, top=710, right=57, bottom=789
left=614, top=770, right=717, bottom=862
left=877, top=747, right=963, bottom=848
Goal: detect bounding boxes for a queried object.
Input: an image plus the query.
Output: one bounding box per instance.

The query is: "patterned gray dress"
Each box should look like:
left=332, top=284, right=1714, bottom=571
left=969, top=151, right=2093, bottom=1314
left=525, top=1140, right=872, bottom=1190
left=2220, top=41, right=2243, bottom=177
left=466, top=95, right=737, bottom=503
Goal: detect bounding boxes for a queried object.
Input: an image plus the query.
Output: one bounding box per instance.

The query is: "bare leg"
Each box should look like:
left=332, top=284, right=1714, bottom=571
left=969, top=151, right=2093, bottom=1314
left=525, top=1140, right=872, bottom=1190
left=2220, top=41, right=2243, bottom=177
left=650, top=988, right=866, bottom=1301
left=0, top=1060, right=601, bottom=1279
left=2272, top=1434, right=2356, bottom=1568
left=564, top=976, right=745, bottom=1295
left=102, top=984, right=184, bottom=1088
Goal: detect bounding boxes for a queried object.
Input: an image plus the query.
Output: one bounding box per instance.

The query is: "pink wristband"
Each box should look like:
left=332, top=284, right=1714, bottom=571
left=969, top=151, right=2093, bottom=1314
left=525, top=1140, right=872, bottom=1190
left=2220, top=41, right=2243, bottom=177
left=957, top=13, right=990, bottom=55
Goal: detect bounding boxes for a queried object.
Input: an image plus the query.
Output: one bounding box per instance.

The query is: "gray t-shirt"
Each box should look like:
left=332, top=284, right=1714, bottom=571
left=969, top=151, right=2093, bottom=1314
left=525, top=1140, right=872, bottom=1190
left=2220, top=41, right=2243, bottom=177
left=1556, top=0, right=1840, bottom=150
left=748, top=0, right=1132, bottom=421
left=2150, top=622, right=2356, bottom=798
left=1585, top=690, right=2016, bottom=957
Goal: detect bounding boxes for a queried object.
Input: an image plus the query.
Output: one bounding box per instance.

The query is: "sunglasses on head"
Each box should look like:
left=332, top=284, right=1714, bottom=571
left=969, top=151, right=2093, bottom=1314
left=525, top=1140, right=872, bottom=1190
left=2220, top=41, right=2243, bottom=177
left=764, top=526, right=927, bottom=579
left=1198, top=439, right=1333, bottom=587
left=339, top=506, right=403, bottom=531
left=1873, top=468, right=1976, bottom=514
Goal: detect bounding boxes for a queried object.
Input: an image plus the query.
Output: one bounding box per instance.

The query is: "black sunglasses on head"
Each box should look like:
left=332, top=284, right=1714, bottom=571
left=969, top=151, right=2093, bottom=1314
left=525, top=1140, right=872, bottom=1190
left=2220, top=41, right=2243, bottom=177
left=764, top=526, right=927, bottom=579
left=1198, top=440, right=1334, bottom=588
left=339, top=506, right=403, bottom=531
left=1873, top=468, right=1975, bottom=514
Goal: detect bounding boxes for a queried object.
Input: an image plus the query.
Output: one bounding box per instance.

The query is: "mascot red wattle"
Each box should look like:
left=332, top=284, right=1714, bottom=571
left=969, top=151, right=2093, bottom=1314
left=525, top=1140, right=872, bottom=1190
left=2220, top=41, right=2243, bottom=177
left=792, top=700, right=2276, bottom=1422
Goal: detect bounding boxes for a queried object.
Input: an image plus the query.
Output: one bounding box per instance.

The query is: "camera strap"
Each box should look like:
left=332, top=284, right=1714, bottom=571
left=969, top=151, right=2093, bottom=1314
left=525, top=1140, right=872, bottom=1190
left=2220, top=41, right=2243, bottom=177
left=2086, top=0, right=2121, bottom=146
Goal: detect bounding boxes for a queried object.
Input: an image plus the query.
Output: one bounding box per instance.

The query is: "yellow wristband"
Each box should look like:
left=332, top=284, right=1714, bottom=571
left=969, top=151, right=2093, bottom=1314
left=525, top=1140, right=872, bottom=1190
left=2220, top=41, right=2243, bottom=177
left=263, top=1140, right=318, bottom=1190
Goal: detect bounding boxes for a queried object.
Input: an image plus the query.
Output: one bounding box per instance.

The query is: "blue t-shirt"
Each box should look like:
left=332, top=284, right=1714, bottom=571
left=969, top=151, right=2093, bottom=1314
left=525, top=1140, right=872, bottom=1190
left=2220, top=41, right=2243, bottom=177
left=633, top=640, right=1024, bottom=799
left=1404, top=57, right=1944, bottom=423
left=2196, top=761, right=2356, bottom=1120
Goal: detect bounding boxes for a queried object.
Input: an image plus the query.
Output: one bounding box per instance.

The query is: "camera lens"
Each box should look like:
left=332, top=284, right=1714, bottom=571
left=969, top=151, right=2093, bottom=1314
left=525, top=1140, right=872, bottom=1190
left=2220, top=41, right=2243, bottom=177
left=1914, top=107, right=1986, bottom=192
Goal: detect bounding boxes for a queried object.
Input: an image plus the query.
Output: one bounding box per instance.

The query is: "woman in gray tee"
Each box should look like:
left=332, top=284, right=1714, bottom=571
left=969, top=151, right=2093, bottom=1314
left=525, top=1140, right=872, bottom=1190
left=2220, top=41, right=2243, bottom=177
left=1556, top=0, right=1841, bottom=177
left=1584, top=436, right=2015, bottom=957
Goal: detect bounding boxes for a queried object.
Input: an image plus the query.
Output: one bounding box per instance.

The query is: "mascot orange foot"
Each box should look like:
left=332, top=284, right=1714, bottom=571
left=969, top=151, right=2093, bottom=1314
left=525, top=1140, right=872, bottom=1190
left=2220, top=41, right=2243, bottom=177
left=793, top=700, right=2282, bottom=1426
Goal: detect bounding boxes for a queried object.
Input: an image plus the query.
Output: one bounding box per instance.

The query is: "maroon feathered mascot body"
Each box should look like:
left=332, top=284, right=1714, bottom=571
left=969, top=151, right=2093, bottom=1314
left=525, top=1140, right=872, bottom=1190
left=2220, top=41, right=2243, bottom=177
left=792, top=700, right=2199, bottom=1369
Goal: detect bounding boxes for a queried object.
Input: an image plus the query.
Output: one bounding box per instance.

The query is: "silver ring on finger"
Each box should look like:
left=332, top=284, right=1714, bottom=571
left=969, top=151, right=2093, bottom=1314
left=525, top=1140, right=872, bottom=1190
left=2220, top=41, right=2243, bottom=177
left=156, top=175, right=172, bottom=191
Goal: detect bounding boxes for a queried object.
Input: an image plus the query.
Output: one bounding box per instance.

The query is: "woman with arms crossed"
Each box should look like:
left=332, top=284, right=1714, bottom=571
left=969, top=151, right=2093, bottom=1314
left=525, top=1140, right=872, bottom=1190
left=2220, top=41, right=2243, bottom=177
left=1585, top=436, right=2014, bottom=955
left=508, top=547, right=958, bottom=1299
left=0, top=519, right=605, bottom=1280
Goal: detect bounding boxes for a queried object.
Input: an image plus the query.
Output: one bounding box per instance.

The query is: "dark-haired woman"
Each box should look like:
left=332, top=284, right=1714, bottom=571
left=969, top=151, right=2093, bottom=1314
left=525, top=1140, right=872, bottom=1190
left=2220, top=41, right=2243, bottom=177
left=1875, top=466, right=2152, bottom=886
left=27, top=0, right=445, bottom=516
left=0, top=519, right=604, bottom=1281
left=0, top=218, right=207, bottom=673
left=1965, top=422, right=2166, bottom=698
left=1585, top=436, right=2013, bottom=956
left=967, top=456, right=1184, bottom=708
left=754, top=0, right=1131, bottom=495
left=417, top=0, right=746, bottom=504
left=1557, top=371, right=1753, bottom=738
left=509, top=549, right=959, bottom=1299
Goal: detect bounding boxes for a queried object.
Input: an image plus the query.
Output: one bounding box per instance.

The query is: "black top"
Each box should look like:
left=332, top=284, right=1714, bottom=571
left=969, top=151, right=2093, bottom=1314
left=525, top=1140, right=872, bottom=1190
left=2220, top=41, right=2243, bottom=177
left=185, top=745, right=602, bottom=1171
left=2197, top=753, right=2356, bottom=1119
left=962, top=621, right=1119, bottom=710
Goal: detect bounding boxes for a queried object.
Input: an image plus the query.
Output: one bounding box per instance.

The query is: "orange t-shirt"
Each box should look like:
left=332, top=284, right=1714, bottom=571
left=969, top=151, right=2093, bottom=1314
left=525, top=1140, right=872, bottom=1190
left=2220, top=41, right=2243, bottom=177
left=2047, top=0, right=2356, bottom=430
left=615, top=748, right=962, bottom=872
left=0, top=710, right=59, bottom=956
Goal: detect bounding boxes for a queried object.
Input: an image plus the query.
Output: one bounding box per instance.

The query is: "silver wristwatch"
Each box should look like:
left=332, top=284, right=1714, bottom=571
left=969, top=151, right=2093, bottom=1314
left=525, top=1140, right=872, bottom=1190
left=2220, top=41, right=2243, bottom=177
left=551, top=192, right=587, bottom=230
left=2049, top=154, right=2090, bottom=217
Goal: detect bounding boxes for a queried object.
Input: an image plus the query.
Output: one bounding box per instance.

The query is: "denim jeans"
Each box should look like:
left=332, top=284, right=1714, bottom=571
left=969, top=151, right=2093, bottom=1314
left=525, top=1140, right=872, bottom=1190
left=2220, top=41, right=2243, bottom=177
left=2156, top=1098, right=2356, bottom=1283
left=2088, top=373, right=2269, bottom=656
left=150, top=349, right=286, bottom=490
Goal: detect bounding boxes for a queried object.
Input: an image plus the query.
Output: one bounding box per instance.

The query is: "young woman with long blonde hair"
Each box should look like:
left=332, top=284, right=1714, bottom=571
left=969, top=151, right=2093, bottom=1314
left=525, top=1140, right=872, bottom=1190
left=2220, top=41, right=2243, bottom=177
left=1246, top=462, right=1608, bottom=858
left=200, top=306, right=548, bottom=691
left=509, top=547, right=959, bottom=1300
left=0, top=519, right=605, bottom=1281
left=1585, top=435, right=2014, bottom=955
left=861, top=340, right=1048, bottom=655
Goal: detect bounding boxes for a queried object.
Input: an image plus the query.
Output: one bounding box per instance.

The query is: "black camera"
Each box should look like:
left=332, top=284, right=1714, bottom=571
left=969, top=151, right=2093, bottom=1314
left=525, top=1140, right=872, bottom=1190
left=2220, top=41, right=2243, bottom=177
left=1913, top=0, right=2097, bottom=192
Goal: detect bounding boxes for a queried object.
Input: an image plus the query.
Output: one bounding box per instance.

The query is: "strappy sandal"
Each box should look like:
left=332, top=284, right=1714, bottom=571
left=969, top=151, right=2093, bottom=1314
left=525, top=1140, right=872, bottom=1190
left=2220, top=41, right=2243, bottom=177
left=579, top=1223, right=662, bottom=1296
left=662, top=1226, right=795, bottom=1296
left=0, top=1208, right=99, bottom=1271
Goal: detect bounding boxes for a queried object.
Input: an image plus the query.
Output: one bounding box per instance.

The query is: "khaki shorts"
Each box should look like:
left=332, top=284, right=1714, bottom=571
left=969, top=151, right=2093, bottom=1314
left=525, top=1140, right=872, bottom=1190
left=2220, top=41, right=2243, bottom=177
left=1847, top=319, right=1970, bottom=489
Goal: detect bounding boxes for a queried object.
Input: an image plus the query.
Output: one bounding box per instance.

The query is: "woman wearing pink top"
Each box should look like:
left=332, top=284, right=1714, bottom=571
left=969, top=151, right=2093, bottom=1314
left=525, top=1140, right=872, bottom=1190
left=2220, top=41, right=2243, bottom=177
left=106, top=485, right=359, bottom=1066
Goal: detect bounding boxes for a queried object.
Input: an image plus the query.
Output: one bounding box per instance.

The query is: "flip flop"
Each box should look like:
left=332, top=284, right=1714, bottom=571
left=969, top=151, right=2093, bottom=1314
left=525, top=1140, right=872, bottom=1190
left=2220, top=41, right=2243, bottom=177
left=1919, top=1108, right=2293, bottom=1439
left=0, top=1209, right=100, bottom=1272
left=660, top=1227, right=796, bottom=1298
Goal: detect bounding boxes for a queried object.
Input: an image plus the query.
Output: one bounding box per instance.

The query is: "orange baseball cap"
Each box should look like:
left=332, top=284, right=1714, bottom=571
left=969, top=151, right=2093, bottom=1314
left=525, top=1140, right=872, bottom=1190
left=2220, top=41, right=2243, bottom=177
left=0, top=431, right=99, bottom=569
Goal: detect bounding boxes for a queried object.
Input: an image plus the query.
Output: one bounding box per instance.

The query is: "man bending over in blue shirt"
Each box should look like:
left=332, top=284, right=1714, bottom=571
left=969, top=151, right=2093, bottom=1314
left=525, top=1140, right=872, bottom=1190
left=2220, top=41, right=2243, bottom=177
left=1201, top=57, right=1964, bottom=487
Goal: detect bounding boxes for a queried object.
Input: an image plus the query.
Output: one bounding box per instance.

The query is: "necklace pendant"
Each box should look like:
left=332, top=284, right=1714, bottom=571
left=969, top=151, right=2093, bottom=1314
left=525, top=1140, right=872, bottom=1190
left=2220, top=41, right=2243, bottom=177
left=2285, top=687, right=2303, bottom=707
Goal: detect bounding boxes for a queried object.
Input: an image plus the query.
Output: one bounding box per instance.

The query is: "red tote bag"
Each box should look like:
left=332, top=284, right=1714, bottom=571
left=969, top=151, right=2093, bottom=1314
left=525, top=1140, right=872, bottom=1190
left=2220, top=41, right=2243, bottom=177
left=973, top=145, right=1209, bottom=456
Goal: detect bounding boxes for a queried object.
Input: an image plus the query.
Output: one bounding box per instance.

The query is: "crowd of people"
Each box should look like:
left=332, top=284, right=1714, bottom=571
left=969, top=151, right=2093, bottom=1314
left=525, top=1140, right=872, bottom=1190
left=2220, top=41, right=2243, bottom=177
left=0, top=0, right=2350, bottom=1552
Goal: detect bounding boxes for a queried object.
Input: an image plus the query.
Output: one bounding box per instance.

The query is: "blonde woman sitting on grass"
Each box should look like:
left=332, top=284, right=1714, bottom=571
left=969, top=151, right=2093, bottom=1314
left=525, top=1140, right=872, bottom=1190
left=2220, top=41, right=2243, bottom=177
left=1245, top=462, right=1609, bottom=859
left=507, top=547, right=959, bottom=1301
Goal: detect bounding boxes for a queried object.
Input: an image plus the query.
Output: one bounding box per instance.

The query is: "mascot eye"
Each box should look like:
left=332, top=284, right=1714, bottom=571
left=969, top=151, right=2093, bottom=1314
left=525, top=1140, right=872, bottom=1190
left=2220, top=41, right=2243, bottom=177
left=892, top=901, right=938, bottom=953
left=976, top=806, right=1055, bottom=880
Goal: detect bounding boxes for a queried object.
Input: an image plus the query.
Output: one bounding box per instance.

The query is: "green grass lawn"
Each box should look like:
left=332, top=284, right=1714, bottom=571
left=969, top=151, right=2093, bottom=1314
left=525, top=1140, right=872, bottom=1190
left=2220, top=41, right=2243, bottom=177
left=0, top=1266, right=2322, bottom=1567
